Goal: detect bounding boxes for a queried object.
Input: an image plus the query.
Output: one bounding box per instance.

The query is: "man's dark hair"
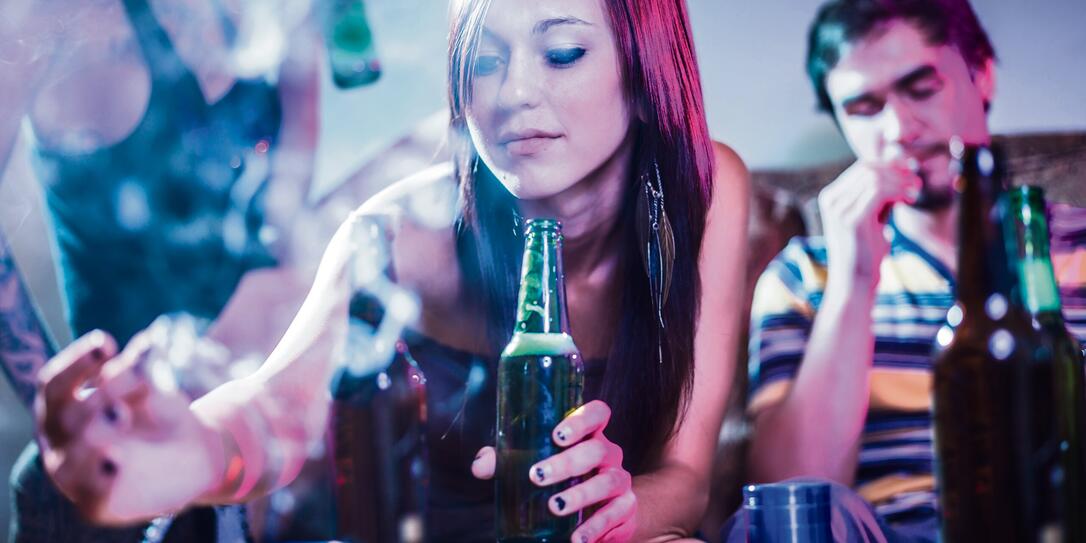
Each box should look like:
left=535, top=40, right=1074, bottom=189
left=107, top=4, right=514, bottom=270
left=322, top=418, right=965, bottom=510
left=807, top=0, right=996, bottom=113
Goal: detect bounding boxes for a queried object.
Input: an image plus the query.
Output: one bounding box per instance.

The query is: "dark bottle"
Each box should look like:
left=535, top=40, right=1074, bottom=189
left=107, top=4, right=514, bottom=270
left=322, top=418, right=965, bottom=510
left=330, top=215, right=427, bottom=543
left=323, top=0, right=381, bottom=88
left=496, top=219, right=585, bottom=542
left=931, top=143, right=1037, bottom=542
left=330, top=336, right=427, bottom=543
left=1006, top=185, right=1086, bottom=542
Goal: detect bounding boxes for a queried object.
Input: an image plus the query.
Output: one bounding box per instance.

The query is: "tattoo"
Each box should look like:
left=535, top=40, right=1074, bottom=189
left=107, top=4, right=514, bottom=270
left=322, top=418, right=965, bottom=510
left=0, top=230, right=55, bottom=407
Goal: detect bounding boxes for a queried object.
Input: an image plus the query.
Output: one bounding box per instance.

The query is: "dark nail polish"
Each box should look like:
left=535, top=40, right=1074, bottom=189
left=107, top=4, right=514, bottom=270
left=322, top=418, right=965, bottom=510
left=101, top=459, right=117, bottom=476
left=556, top=429, right=567, bottom=442
left=581, top=535, right=589, bottom=543
left=103, top=404, right=118, bottom=424
left=554, top=496, right=566, bottom=511
left=535, top=466, right=546, bottom=482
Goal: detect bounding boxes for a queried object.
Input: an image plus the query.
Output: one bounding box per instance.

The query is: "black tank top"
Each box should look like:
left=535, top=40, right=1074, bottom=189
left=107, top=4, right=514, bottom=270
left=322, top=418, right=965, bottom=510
left=32, top=0, right=282, bottom=345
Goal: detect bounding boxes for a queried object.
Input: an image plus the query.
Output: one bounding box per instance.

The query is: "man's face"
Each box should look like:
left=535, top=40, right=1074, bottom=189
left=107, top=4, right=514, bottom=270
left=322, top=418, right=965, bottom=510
left=826, top=20, right=993, bottom=209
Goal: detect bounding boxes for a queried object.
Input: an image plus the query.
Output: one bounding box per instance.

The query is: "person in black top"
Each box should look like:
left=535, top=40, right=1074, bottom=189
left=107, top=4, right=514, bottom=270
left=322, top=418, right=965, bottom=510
left=0, top=0, right=334, bottom=540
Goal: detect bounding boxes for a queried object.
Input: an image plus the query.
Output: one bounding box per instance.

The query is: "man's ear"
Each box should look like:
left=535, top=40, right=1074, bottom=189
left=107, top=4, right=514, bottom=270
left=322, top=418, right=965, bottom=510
left=973, top=57, right=996, bottom=109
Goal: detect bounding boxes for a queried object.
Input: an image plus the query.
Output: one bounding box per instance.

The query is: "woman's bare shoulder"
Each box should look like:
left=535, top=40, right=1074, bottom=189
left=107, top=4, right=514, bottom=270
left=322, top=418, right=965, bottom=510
left=703, top=140, right=750, bottom=255
left=710, top=140, right=750, bottom=194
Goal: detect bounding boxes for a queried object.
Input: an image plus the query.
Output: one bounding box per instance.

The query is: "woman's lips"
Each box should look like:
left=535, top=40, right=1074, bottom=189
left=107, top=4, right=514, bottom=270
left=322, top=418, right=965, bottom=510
left=504, top=135, right=560, bottom=156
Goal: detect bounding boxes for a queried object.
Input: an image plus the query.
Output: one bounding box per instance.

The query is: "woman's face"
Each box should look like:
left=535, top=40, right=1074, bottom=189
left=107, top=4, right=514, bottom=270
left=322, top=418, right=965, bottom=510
left=465, top=0, right=633, bottom=201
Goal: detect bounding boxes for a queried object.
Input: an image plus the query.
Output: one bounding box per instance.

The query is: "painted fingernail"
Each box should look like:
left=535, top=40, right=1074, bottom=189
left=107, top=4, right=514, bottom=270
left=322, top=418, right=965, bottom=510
left=556, top=426, right=571, bottom=443
left=535, top=465, right=547, bottom=483
left=103, top=404, right=118, bottom=424
left=581, top=535, right=589, bottom=543
left=101, top=459, right=117, bottom=477
left=554, top=496, right=566, bottom=511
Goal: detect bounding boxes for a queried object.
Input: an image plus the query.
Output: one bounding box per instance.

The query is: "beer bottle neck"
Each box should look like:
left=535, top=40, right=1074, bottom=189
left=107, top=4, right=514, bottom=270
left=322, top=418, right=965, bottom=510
left=956, top=146, right=1015, bottom=313
left=512, top=220, right=570, bottom=336
left=1009, top=187, right=1063, bottom=317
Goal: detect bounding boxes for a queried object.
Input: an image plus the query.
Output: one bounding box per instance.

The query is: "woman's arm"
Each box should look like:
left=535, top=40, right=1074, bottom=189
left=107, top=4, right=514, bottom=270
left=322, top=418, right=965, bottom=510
left=191, top=214, right=358, bottom=503
left=0, top=227, right=56, bottom=406
left=632, top=141, right=750, bottom=541
left=34, top=212, right=366, bottom=523
left=0, top=0, right=70, bottom=405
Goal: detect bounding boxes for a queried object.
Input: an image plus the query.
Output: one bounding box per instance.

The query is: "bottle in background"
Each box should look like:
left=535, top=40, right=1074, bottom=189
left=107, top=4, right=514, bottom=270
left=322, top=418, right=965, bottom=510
left=330, top=217, right=427, bottom=543
left=1005, top=185, right=1086, bottom=542
left=496, top=219, right=585, bottom=542
left=931, top=142, right=1035, bottom=542
left=323, top=0, right=381, bottom=88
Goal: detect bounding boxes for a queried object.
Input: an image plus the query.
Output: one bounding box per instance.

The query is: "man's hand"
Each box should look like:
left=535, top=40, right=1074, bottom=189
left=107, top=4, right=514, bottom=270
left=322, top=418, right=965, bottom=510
left=818, top=161, right=921, bottom=292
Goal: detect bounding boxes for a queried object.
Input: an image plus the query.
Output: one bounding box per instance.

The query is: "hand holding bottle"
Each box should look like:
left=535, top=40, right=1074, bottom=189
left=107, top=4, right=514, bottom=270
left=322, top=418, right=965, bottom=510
left=473, top=399, right=637, bottom=543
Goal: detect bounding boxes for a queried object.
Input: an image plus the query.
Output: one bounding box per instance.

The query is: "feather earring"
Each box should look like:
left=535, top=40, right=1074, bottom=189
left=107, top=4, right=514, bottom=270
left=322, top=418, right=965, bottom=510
left=635, top=160, right=675, bottom=342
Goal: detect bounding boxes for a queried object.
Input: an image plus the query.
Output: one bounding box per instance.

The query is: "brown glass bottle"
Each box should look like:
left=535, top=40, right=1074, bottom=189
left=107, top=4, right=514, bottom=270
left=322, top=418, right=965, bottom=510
left=496, top=219, right=585, bottom=542
left=1006, top=185, right=1086, bottom=542
left=330, top=287, right=428, bottom=542
left=931, top=143, right=1036, bottom=542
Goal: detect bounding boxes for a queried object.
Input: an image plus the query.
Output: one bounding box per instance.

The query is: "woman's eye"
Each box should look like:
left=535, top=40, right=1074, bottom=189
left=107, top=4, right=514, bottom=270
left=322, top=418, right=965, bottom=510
left=475, top=55, right=504, bottom=76
left=546, top=47, right=586, bottom=67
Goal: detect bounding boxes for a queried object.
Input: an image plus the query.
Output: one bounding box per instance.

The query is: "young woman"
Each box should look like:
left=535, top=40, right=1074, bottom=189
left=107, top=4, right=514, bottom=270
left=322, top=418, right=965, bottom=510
left=33, top=0, right=750, bottom=540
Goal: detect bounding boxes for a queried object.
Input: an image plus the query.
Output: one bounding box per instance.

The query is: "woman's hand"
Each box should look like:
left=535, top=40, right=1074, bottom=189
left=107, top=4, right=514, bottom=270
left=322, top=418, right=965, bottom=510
left=473, top=400, right=638, bottom=542
left=34, top=330, right=222, bottom=525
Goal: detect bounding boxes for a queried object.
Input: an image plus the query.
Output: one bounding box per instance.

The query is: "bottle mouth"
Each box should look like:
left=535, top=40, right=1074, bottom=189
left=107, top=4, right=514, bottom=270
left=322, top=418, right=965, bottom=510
left=1008, top=185, right=1045, bottom=209
left=525, top=218, right=562, bottom=231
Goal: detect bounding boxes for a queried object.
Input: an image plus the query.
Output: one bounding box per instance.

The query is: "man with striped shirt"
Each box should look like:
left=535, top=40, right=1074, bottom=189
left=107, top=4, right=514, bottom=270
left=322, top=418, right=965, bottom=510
left=744, top=0, right=1086, bottom=540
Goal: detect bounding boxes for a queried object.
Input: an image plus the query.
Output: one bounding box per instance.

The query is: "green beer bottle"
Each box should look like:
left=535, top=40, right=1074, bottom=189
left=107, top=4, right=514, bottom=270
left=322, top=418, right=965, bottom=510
left=497, top=219, right=585, bottom=542
left=324, top=0, right=381, bottom=88
left=1006, top=185, right=1086, bottom=542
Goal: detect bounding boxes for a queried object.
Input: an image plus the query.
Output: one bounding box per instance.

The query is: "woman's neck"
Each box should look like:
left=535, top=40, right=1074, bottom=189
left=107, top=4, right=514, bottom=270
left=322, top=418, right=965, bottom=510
left=516, top=130, right=634, bottom=280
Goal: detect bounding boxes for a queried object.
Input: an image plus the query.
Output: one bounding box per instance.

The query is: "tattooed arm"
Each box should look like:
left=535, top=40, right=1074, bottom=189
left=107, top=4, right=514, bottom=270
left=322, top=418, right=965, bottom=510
left=0, top=229, right=55, bottom=408
left=0, top=0, right=80, bottom=408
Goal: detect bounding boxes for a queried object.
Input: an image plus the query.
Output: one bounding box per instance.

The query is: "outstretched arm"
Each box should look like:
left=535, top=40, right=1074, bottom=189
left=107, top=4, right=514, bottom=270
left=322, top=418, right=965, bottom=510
left=33, top=213, right=362, bottom=524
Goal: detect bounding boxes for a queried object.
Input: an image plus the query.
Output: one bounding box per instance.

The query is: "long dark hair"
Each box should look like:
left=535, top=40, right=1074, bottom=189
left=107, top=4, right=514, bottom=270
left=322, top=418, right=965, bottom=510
left=447, top=0, right=714, bottom=473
